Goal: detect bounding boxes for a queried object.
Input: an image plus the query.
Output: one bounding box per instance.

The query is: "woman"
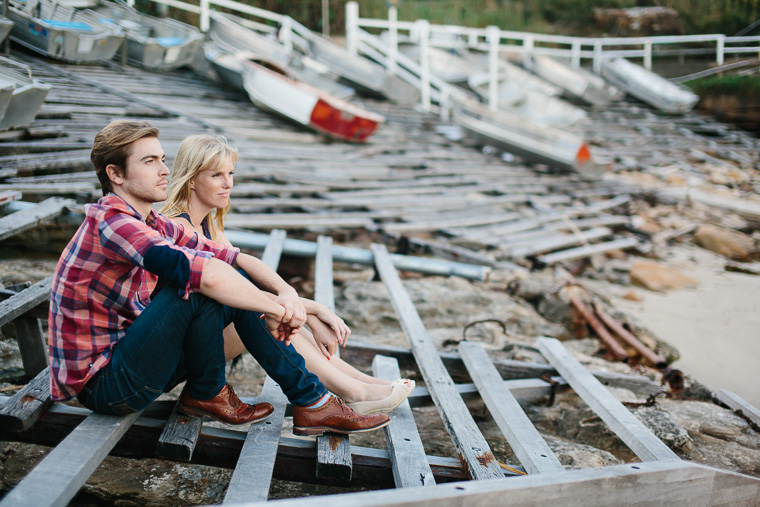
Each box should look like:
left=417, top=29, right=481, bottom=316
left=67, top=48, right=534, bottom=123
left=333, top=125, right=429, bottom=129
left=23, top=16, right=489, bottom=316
left=161, top=134, right=414, bottom=416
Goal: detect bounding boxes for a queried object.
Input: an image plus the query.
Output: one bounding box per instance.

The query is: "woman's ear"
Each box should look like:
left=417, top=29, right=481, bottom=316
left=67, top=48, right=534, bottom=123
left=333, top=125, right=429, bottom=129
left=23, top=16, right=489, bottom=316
left=105, top=164, right=124, bottom=186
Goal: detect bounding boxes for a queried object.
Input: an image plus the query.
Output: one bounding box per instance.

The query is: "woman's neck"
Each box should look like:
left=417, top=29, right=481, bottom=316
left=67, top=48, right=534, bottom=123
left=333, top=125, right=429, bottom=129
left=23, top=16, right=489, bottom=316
left=186, top=201, right=212, bottom=231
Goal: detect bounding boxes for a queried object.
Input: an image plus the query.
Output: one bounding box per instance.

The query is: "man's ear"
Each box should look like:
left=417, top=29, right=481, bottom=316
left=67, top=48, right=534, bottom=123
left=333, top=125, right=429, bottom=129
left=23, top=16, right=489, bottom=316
left=105, top=164, right=124, bottom=186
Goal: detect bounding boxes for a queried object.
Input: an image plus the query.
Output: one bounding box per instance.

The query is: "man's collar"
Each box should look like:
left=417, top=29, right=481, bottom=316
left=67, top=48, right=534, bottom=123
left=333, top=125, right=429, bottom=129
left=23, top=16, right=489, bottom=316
left=101, top=193, right=158, bottom=224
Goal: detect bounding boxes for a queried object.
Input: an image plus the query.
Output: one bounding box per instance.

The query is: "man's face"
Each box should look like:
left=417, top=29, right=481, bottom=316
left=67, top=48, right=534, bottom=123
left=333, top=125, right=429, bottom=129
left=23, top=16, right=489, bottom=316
left=111, top=136, right=169, bottom=211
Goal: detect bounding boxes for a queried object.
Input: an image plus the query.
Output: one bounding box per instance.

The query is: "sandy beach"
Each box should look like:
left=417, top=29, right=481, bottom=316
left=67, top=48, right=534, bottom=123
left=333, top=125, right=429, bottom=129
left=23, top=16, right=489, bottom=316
left=618, top=245, right=760, bottom=407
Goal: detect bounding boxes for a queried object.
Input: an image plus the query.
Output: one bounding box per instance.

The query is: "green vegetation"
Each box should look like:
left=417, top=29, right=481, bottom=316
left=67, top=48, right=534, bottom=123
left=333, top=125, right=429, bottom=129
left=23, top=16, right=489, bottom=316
left=687, top=74, right=760, bottom=97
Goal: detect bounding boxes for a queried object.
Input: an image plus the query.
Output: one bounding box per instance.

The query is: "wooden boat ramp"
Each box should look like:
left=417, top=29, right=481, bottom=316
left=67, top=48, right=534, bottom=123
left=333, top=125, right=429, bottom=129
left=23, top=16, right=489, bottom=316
left=0, top=47, right=760, bottom=506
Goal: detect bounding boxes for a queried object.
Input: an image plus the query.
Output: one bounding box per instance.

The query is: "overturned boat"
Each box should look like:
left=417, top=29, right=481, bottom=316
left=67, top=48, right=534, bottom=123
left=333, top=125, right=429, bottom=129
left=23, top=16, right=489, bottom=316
left=600, top=57, right=699, bottom=114
left=531, top=55, right=623, bottom=106
left=83, top=0, right=202, bottom=70
left=0, top=56, right=51, bottom=130
left=468, top=70, right=587, bottom=130
left=213, top=51, right=384, bottom=143
left=452, top=97, right=602, bottom=179
left=7, top=0, right=123, bottom=63
left=397, top=43, right=484, bottom=84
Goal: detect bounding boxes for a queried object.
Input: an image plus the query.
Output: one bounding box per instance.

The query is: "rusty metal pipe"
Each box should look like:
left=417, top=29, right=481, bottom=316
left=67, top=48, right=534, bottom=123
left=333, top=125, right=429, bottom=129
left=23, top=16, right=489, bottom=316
left=569, top=295, right=629, bottom=362
left=593, top=305, right=668, bottom=369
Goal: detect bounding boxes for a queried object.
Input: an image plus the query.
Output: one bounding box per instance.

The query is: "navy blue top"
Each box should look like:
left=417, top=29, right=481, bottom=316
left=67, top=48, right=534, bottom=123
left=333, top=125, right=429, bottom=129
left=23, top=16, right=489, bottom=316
left=177, top=212, right=212, bottom=239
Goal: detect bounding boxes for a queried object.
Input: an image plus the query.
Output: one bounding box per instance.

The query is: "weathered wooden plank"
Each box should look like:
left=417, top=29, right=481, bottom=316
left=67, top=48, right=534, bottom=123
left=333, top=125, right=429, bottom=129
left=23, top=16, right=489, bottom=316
left=372, top=355, right=435, bottom=488
left=459, top=341, right=564, bottom=475
left=0, top=367, right=52, bottom=432
left=537, top=237, right=640, bottom=266
left=225, top=213, right=374, bottom=230
left=0, top=409, right=142, bottom=507
left=313, top=235, right=352, bottom=481
left=0, top=198, right=75, bottom=242
left=716, top=390, right=760, bottom=428
left=537, top=337, right=678, bottom=461
left=223, top=378, right=288, bottom=504
left=155, top=402, right=204, bottom=461
left=508, top=227, right=613, bottom=258
left=0, top=276, right=54, bottom=328
left=259, top=229, right=287, bottom=271
left=234, top=460, right=760, bottom=507
left=371, top=243, right=503, bottom=480
left=13, top=316, right=48, bottom=378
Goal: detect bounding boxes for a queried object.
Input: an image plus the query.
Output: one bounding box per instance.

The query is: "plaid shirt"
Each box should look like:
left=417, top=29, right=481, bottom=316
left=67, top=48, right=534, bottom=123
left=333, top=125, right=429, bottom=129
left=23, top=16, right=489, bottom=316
left=48, top=194, right=239, bottom=401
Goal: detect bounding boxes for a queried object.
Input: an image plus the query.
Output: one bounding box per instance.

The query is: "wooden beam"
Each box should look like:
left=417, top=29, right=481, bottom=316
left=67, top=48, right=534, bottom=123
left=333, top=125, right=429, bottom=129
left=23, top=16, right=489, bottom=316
left=459, top=342, right=564, bottom=474
left=371, top=243, right=503, bottom=480
left=715, top=390, right=760, bottom=428
left=155, top=402, right=203, bottom=461
left=537, top=337, right=678, bottom=462
left=0, top=410, right=142, bottom=507
left=0, top=367, right=53, bottom=432
left=13, top=316, right=48, bottom=379
left=0, top=276, right=53, bottom=329
left=372, top=355, right=435, bottom=488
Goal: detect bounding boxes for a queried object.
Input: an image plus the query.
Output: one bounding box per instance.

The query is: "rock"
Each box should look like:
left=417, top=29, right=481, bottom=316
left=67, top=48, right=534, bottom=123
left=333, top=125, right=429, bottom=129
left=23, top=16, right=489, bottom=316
left=622, top=290, right=642, bottom=302
left=631, top=406, right=695, bottom=456
left=543, top=435, right=623, bottom=469
left=629, top=260, right=699, bottom=292
left=592, top=6, right=684, bottom=36
left=693, top=224, right=754, bottom=261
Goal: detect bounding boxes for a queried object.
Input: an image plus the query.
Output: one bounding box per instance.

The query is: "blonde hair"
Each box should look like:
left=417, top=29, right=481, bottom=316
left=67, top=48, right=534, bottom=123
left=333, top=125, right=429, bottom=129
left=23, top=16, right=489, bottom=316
left=161, top=134, right=238, bottom=242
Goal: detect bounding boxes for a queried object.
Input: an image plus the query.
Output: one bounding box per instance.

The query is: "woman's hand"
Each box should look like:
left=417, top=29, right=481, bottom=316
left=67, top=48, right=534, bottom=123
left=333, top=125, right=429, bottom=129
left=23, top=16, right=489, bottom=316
left=315, top=307, right=351, bottom=348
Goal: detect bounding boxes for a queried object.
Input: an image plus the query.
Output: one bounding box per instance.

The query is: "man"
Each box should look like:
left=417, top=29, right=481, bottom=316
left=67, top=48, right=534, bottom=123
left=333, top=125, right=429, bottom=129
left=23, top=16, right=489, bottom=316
left=48, top=120, right=389, bottom=435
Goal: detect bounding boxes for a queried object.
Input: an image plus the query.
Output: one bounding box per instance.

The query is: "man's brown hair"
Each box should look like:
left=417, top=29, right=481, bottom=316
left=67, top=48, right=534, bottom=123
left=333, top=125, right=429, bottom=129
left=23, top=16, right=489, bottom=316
left=91, top=120, right=160, bottom=195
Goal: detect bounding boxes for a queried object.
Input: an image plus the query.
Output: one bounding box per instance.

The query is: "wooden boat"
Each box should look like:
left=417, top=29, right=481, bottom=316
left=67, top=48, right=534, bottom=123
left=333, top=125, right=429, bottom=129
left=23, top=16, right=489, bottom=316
left=468, top=70, right=587, bottom=130
left=531, top=55, right=623, bottom=106
left=452, top=97, right=602, bottom=179
left=81, top=0, right=202, bottom=70
left=7, top=0, right=123, bottom=63
left=0, top=15, right=13, bottom=43
left=208, top=49, right=384, bottom=143
left=601, top=56, right=699, bottom=114
left=0, top=56, right=51, bottom=130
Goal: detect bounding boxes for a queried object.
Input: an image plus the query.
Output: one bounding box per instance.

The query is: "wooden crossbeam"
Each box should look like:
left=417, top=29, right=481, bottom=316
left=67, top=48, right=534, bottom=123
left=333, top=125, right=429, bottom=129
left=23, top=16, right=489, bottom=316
left=0, top=410, right=142, bottom=507
left=372, top=355, right=435, bottom=488
left=459, top=341, right=564, bottom=474
left=0, top=367, right=52, bottom=432
left=0, top=198, right=75, bottom=241
left=0, top=275, right=53, bottom=328
left=537, top=337, right=678, bottom=462
left=314, top=235, right=353, bottom=481
left=370, top=243, right=503, bottom=480
left=716, top=390, right=760, bottom=428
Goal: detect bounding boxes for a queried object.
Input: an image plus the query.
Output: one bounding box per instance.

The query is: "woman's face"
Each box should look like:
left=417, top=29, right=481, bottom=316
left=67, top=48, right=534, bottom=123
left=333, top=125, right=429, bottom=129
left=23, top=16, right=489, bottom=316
left=190, top=157, right=234, bottom=212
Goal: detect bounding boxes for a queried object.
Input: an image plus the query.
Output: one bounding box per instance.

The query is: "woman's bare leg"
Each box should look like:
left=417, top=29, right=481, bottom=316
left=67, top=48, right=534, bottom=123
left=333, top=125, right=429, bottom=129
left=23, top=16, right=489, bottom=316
left=223, top=324, right=246, bottom=361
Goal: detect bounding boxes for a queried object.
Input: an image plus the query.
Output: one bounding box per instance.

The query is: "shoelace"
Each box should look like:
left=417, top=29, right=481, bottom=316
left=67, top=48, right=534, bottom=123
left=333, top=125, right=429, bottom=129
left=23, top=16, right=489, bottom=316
left=225, top=383, right=242, bottom=409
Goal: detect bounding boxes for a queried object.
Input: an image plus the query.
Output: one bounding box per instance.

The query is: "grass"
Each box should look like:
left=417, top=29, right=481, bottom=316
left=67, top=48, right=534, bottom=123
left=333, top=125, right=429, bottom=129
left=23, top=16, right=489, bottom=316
left=687, top=74, right=760, bottom=96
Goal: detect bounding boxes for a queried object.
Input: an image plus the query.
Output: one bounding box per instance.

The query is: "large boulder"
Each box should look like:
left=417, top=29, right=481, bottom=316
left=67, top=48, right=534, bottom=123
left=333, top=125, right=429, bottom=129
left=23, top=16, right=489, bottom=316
left=693, top=224, right=754, bottom=261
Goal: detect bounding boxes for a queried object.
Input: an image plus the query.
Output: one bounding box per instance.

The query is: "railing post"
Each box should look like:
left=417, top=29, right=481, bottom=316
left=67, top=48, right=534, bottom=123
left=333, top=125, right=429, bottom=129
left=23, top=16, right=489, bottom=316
left=487, top=25, right=499, bottom=112
left=200, top=0, right=209, bottom=32
left=717, top=35, right=725, bottom=65
left=388, top=6, right=398, bottom=74
left=593, top=40, right=603, bottom=74
left=468, top=29, right=478, bottom=47
left=321, top=0, right=329, bottom=36
left=571, top=40, right=581, bottom=68
left=280, top=16, right=293, bottom=53
left=523, top=35, right=534, bottom=70
left=346, top=1, right=358, bottom=56
left=644, top=39, right=652, bottom=70
left=126, top=0, right=134, bottom=6
left=417, top=19, right=431, bottom=112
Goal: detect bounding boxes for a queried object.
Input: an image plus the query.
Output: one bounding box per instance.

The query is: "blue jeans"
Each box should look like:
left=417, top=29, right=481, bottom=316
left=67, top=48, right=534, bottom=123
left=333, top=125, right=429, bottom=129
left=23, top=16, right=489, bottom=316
left=78, top=282, right=327, bottom=415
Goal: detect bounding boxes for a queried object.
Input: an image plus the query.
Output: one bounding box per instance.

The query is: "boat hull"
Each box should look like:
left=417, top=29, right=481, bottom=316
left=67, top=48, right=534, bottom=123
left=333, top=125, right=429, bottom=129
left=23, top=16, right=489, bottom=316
left=0, top=59, right=51, bottom=130
left=240, top=59, right=384, bottom=143
left=532, top=55, right=623, bottom=106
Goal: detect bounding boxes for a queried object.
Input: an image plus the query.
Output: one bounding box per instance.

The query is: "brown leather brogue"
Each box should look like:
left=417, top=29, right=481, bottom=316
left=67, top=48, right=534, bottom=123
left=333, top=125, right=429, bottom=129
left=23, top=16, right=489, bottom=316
left=179, top=383, right=273, bottom=425
left=292, top=395, right=390, bottom=436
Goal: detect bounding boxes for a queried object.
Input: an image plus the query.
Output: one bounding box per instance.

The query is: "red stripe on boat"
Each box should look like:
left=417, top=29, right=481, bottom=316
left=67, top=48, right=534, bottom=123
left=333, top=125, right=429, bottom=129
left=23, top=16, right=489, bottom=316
left=310, top=99, right=380, bottom=143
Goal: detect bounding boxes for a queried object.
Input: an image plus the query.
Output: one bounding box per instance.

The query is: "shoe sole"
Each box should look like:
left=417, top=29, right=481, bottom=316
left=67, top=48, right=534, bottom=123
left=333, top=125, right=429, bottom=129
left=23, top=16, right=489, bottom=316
left=292, top=418, right=391, bottom=436
left=178, top=405, right=273, bottom=426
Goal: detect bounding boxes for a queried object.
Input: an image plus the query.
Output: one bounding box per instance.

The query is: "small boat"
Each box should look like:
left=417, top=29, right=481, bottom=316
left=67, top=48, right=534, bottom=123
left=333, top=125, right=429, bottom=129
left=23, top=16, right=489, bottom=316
left=0, top=56, right=52, bottom=130
left=531, top=55, right=623, bottom=106
left=452, top=97, right=602, bottom=179
left=397, top=43, right=483, bottom=84
left=468, top=70, right=587, bottom=130
left=601, top=57, right=699, bottom=114
left=239, top=56, right=384, bottom=143
left=83, top=0, right=203, bottom=70
left=0, top=15, right=13, bottom=43
left=7, top=0, right=124, bottom=63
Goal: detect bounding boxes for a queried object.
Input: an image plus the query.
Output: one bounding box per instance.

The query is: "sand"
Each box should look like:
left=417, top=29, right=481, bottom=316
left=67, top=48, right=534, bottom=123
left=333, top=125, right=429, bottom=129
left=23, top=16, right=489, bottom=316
left=618, top=245, right=760, bottom=407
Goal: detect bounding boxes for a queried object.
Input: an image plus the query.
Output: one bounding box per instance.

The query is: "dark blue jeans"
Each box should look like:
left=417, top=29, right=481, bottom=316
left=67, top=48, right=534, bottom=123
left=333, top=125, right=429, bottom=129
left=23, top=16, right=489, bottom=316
left=78, top=282, right=327, bottom=415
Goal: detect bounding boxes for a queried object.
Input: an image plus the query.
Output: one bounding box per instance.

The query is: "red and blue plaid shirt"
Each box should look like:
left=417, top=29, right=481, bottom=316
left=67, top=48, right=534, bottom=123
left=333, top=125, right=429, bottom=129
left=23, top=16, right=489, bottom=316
left=48, top=194, right=239, bottom=401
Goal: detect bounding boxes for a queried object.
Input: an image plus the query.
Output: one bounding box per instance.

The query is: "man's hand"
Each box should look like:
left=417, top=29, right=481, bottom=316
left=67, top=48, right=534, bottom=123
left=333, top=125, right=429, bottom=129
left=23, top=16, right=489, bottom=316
left=275, top=292, right=307, bottom=328
left=263, top=308, right=302, bottom=346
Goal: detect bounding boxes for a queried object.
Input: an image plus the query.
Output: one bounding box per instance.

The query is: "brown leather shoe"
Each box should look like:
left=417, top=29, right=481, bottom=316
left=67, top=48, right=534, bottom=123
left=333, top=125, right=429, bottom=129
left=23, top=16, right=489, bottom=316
left=179, top=383, right=273, bottom=425
left=292, top=395, right=390, bottom=436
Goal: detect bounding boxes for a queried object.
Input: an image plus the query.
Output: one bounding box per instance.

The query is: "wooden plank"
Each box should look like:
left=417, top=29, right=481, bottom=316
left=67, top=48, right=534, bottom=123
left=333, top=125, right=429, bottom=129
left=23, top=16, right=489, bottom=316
left=0, top=410, right=142, bottom=507
left=155, top=402, right=204, bottom=461
left=508, top=227, right=613, bottom=258
left=370, top=243, right=503, bottom=480
left=233, top=460, right=760, bottom=507
left=372, top=355, right=435, bottom=488
left=0, top=367, right=52, bottom=432
left=716, top=390, right=760, bottom=428
left=223, top=378, right=288, bottom=504
left=0, top=198, right=75, bottom=242
left=225, top=213, right=374, bottom=230
left=314, top=235, right=352, bottom=481
left=0, top=276, right=54, bottom=328
left=459, top=341, right=564, bottom=474
left=13, top=316, right=48, bottom=378
left=260, top=229, right=287, bottom=270
left=537, top=337, right=679, bottom=462
left=537, top=238, right=640, bottom=266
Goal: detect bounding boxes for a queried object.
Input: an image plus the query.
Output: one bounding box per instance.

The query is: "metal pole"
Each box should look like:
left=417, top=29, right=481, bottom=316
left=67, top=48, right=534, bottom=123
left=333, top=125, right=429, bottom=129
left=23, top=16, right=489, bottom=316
left=644, top=39, right=652, bottom=70
left=200, top=0, right=209, bottom=32
left=716, top=35, right=725, bottom=65
left=346, top=1, right=358, bottom=56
